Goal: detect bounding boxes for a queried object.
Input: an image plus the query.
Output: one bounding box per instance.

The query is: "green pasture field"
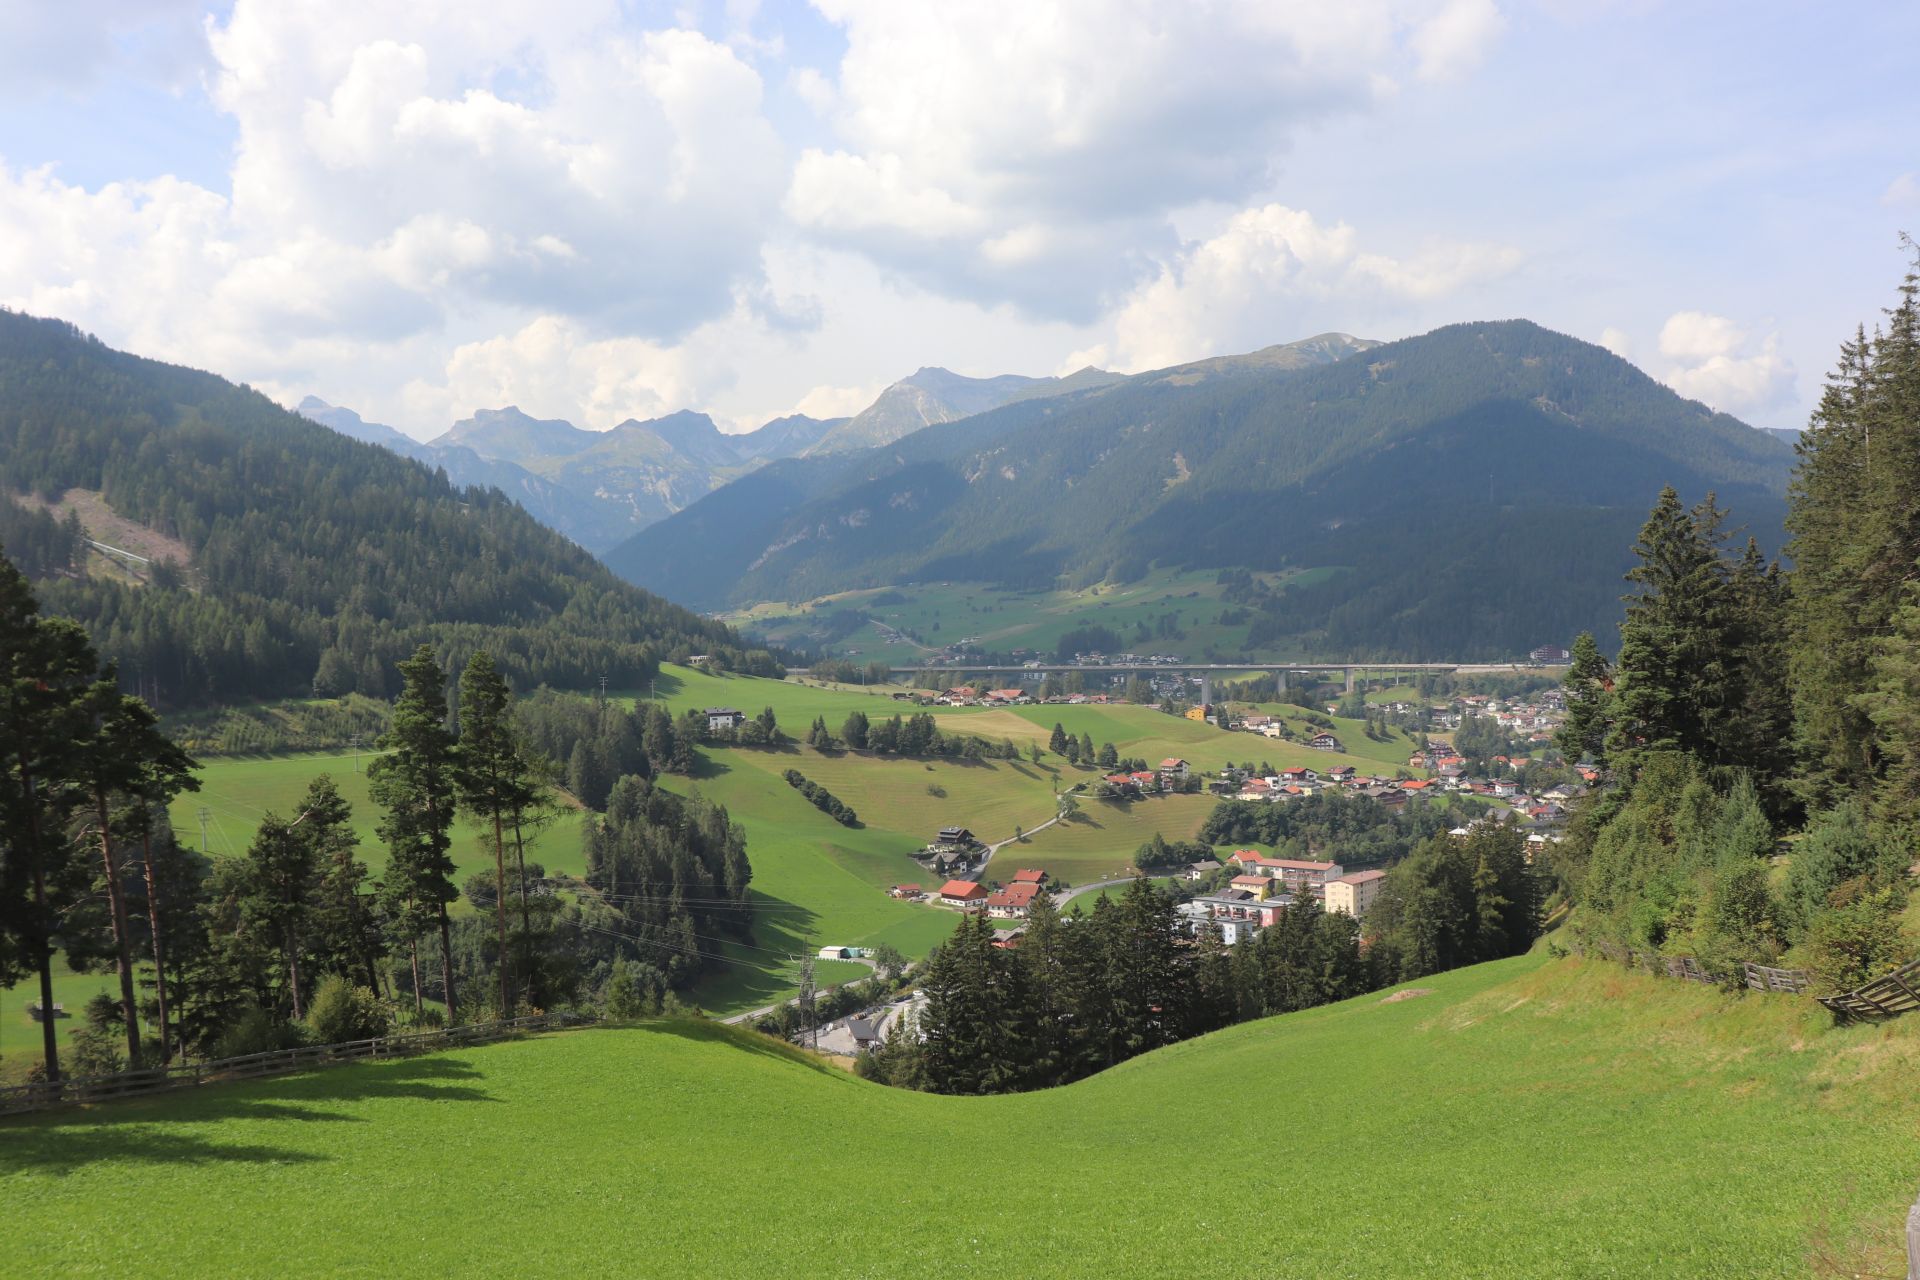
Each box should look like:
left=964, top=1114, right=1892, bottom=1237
left=1225, top=702, right=1424, bottom=770
left=6, top=954, right=1917, bottom=1277
left=0, top=957, right=118, bottom=1081
left=1014, top=793, right=1217, bottom=883
left=166, top=752, right=589, bottom=881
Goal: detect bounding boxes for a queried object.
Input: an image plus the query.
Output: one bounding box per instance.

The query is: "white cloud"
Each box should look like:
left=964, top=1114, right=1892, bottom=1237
left=788, top=381, right=885, bottom=421
left=1410, top=0, right=1506, bottom=81
left=1599, top=326, right=1632, bottom=358
left=0, top=1, right=788, bottom=428
left=1657, top=310, right=1795, bottom=417
left=1097, top=203, right=1521, bottom=371
left=1883, top=172, right=1920, bottom=207
left=792, top=0, right=1505, bottom=317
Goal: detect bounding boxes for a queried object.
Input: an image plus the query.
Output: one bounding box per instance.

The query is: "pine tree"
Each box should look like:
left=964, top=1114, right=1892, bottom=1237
left=456, top=651, right=537, bottom=1017
left=1048, top=723, right=1068, bottom=754
left=369, top=645, right=462, bottom=1022
left=1556, top=631, right=1612, bottom=764
left=0, top=554, right=100, bottom=1081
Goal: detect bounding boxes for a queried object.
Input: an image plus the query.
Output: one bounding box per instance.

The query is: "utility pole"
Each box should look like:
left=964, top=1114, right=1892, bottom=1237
left=597, top=674, right=608, bottom=704
left=196, top=807, right=211, bottom=853
left=350, top=734, right=361, bottom=773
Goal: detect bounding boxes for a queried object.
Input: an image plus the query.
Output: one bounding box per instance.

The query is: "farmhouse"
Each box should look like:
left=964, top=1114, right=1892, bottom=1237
left=1012, top=868, right=1046, bottom=885
left=1307, top=732, right=1343, bottom=751
left=987, top=882, right=1042, bottom=919
left=705, top=707, right=746, bottom=731
left=888, top=883, right=923, bottom=899
left=1325, top=869, right=1387, bottom=919
left=939, top=879, right=988, bottom=909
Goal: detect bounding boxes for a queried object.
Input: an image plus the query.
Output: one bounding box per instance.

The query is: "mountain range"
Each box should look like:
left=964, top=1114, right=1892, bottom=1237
left=603, top=322, right=1795, bottom=659
left=296, top=358, right=1133, bottom=551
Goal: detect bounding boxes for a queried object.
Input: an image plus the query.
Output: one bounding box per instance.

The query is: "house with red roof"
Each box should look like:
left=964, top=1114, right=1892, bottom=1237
left=939, top=879, right=988, bottom=909
left=986, top=882, right=1041, bottom=919
left=1157, top=757, right=1190, bottom=782
left=1012, top=868, right=1046, bottom=884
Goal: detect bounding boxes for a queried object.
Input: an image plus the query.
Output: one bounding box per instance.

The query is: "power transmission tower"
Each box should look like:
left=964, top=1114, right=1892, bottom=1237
left=797, top=953, right=817, bottom=1051
left=350, top=734, right=362, bottom=772
left=196, top=806, right=211, bottom=852
left=598, top=674, right=608, bottom=704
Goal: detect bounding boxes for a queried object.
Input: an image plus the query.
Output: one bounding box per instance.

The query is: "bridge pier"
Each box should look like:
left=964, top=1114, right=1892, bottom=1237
left=1346, top=666, right=1356, bottom=694
left=1276, top=669, right=1287, bottom=693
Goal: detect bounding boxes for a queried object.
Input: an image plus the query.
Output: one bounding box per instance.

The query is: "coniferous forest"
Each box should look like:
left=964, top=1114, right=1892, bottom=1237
left=1550, top=253, right=1920, bottom=994
left=0, top=311, right=778, bottom=706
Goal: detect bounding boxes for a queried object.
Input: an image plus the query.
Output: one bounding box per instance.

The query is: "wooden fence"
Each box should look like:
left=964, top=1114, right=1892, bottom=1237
left=1576, top=941, right=1809, bottom=994
left=1817, top=957, right=1920, bottom=1022
left=0, top=1010, right=596, bottom=1118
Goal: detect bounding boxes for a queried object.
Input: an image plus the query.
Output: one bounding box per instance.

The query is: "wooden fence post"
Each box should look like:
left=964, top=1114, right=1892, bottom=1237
left=1906, top=1190, right=1920, bottom=1280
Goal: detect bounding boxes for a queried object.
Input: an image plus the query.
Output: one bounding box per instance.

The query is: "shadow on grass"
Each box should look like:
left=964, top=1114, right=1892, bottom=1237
left=0, top=1056, right=499, bottom=1176
left=643, top=1019, right=848, bottom=1081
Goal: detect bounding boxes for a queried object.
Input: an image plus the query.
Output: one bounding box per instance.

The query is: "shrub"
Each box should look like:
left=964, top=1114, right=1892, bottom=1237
left=305, top=975, right=391, bottom=1044
left=211, top=1002, right=308, bottom=1060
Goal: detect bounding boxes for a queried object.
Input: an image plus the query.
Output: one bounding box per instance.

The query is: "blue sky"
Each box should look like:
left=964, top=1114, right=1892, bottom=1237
left=0, top=0, right=1913, bottom=437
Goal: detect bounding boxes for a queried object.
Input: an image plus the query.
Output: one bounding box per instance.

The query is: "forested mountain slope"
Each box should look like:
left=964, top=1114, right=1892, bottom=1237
left=0, top=311, right=760, bottom=705
left=610, top=321, right=1794, bottom=657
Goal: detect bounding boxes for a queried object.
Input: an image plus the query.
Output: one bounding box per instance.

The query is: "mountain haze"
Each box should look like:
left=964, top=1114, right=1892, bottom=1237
left=607, top=321, right=1795, bottom=658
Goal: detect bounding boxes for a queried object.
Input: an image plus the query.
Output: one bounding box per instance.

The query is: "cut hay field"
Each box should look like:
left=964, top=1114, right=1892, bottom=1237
left=1014, top=794, right=1217, bottom=883
left=6, top=954, right=1917, bottom=1278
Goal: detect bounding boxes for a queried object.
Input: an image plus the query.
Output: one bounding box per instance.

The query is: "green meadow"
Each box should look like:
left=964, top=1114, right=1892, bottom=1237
left=5, top=954, right=1916, bottom=1277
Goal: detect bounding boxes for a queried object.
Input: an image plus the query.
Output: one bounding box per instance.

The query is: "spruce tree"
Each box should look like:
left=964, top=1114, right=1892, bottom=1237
left=1556, top=631, right=1612, bottom=765
left=456, top=651, right=537, bottom=1017
left=369, top=645, right=462, bottom=1022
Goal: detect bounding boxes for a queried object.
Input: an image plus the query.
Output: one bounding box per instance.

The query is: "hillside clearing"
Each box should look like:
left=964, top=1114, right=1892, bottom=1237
left=2, top=956, right=1914, bottom=1277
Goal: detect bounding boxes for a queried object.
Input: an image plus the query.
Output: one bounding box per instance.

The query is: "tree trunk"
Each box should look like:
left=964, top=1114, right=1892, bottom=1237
left=95, top=791, right=143, bottom=1069
left=287, top=927, right=303, bottom=1022
left=409, top=937, right=423, bottom=1019
left=510, top=813, right=535, bottom=1008
left=492, top=808, right=509, bottom=1018
left=18, top=757, right=61, bottom=1082
left=438, top=903, right=458, bottom=1023
left=138, top=824, right=172, bottom=1063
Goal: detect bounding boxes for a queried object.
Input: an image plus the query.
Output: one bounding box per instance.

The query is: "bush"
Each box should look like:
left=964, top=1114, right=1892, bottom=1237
left=305, top=975, right=391, bottom=1044
left=211, top=1002, right=308, bottom=1060
left=1801, top=889, right=1913, bottom=994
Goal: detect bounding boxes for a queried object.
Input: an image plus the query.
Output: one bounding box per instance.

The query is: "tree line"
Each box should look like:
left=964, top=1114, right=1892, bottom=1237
left=1551, top=249, right=1920, bottom=993
left=1, top=552, right=754, bottom=1081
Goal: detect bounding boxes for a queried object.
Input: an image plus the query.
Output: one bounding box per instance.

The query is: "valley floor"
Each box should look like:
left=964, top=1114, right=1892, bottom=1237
left=4, top=954, right=1916, bottom=1278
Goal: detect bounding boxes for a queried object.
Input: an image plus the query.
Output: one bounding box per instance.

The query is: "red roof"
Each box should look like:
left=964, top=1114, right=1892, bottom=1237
left=1158, top=758, right=1188, bottom=769
left=1273, top=859, right=1337, bottom=872
left=1229, top=874, right=1270, bottom=887
left=986, top=883, right=1041, bottom=909
left=1400, top=779, right=1434, bottom=790
left=1012, top=868, right=1045, bottom=883
left=1232, top=850, right=1283, bottom=867
left=939, top=879, right=986, bottom=900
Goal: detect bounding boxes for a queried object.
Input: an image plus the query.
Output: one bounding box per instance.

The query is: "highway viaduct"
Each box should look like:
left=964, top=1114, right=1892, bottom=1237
left=886, top=662, right=1562, bottom=694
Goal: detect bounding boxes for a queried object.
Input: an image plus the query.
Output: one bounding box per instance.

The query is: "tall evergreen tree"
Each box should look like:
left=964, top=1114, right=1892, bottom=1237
left=1556, top=631, right=1612, bottom=765
left=369, top=645, right=462, bottom=1022
left=456, top=651, right=537, bottom=1017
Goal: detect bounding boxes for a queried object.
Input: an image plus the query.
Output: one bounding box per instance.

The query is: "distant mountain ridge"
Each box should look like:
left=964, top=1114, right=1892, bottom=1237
left=604, top=321, right=1796, bottom=659
left=804, top=364, right=1126, bottom=455
left=297, top=399, right=849, bottom=551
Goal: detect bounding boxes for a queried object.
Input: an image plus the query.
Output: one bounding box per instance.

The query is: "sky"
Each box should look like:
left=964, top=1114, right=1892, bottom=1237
left=0, top=0, right=1914, bottom=440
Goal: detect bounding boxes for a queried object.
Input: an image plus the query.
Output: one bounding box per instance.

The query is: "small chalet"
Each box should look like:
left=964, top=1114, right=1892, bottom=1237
left=932, top=826, right=977, bottom=851
left=1185, top=860, right=1219, bottom=881
left=939, top=879, right=988, bottom=908
left=705, top=707, right=746, bottom=731
left=1306, top=733, right=1343, bottom=752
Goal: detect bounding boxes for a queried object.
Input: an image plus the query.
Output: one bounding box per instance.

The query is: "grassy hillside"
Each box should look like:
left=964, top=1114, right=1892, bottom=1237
left=5, top=955, right=1916, bottom=1277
